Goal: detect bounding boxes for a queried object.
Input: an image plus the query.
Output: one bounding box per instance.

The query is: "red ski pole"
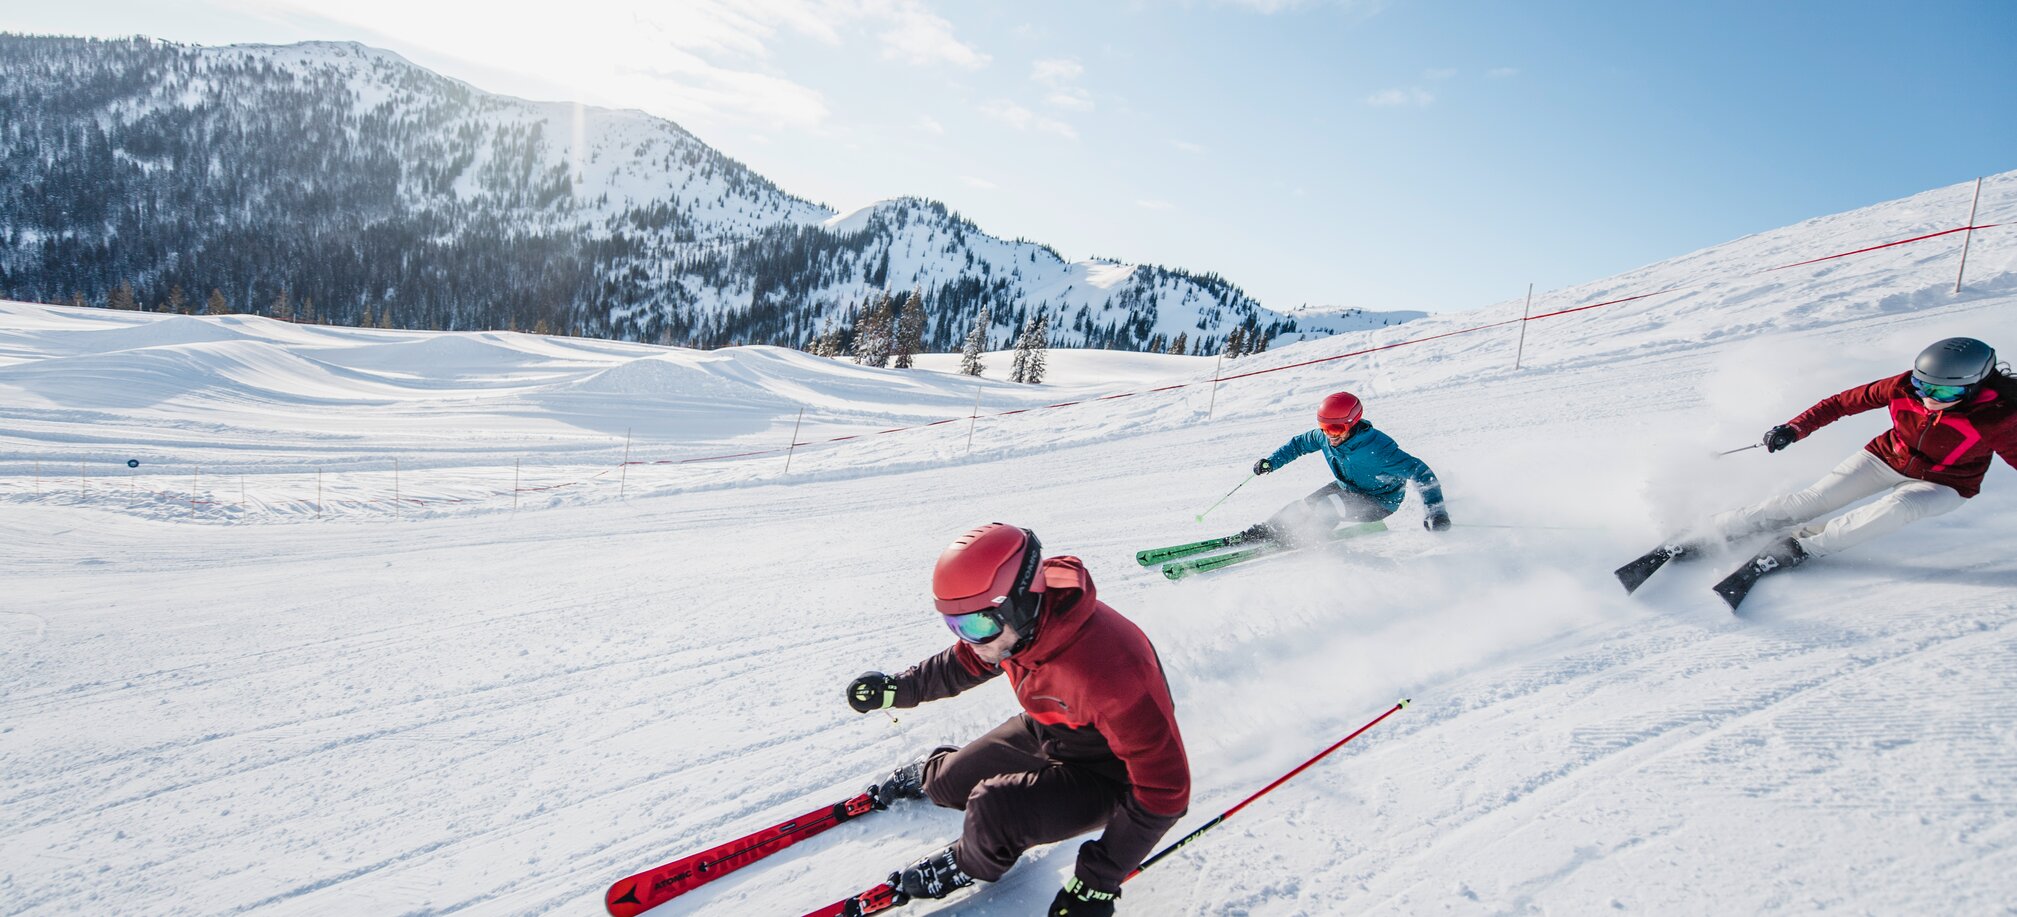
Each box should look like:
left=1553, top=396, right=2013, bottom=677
left=1126, top=699, right=1410, bottom=880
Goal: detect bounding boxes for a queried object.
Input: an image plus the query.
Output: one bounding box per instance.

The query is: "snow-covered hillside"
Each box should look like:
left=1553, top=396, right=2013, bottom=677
left=0, top=34, right=1368, bottom=352
left=2, top=171, right=2015, bottom=915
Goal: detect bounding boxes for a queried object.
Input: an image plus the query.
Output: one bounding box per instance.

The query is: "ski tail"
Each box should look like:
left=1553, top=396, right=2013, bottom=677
left=801, top=881, right=905, bottom=917
left=607, top=791, right=879, bottom=917
left=1614, top=544, right=1680, bottom=594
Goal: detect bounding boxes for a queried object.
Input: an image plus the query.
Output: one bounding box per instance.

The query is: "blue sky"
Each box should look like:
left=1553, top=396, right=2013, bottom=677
left=5, top=1, right=2014, bottom=315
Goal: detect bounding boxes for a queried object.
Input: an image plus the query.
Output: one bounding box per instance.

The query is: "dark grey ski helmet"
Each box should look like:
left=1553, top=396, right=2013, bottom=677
left=1912, top=337, right=1996, bottom=388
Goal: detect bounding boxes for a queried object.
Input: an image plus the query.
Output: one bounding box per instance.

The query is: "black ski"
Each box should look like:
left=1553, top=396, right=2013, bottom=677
left=1613, top=541, right=1698, bottom=594
left=1711, top=537, right=1806, bottom=613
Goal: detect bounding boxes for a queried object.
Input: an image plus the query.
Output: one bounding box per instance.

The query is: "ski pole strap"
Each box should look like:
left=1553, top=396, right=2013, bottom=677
left=1125, top=699, right=1410, bottom=882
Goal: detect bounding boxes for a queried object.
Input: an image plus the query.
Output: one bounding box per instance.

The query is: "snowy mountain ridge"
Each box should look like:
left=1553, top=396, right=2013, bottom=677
left=0, top=33, right=1396, bottom=353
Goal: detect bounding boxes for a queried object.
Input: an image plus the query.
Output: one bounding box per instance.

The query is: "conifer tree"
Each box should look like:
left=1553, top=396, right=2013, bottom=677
left=300, top=295, right=317, bottom=324
left=1170, top=332, right=1188, bottom=356
left=1252, top=330, right=1271, bottom=353
left=107, top=281, right=137, bottom=311
left=959, top=306, right=990, bottom=377
left=206, top=288, right=229, bottom=315
left=852, top=291, right=895, bottom=367
left=163, top=285, right=186, bottom=314
left=1018, top=313, right=1049, bottom=384
left=1225, top=325, right=1247, bottom=359
left=270, top=287, right=293, bottom=322
left=892, top=289, right=927, bottom=369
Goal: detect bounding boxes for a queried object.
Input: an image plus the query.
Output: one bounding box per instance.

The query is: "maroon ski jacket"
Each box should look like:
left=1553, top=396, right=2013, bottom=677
left=1787, top=371, right=2017, bottom=498
left=890, top=555, right=1190, bottom=890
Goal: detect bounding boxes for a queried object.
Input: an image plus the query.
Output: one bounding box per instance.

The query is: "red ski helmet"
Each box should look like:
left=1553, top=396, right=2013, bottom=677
left=932, top=523, right=1045, bottom=635
left=1317, top=391, right=1363, bottom=433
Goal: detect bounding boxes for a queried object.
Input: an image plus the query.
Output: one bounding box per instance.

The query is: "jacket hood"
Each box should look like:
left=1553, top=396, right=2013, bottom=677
left=1006, top=556, right=1097, bottom=669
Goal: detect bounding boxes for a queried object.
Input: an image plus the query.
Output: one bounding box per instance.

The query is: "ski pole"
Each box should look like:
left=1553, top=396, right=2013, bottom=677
left=1718, top=443, right=1762, bottom=456
left=1125, top=699, right=1410, bottom=881
left=1194, top=474, right=1254, bottom=523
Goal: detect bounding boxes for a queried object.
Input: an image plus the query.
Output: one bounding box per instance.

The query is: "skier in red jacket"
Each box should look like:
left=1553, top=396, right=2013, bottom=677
left=1703, top=337, right=2017, bottom=603
left=844, top=524, right=1190, bottom=916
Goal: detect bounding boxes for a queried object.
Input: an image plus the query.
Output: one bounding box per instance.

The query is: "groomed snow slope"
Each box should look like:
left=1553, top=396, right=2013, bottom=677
left=2, top=173, right=2016, bottom=915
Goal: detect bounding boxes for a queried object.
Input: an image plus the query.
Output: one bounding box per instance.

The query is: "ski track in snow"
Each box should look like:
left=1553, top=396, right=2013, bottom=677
left=4, top=174, right=2017, bottom=914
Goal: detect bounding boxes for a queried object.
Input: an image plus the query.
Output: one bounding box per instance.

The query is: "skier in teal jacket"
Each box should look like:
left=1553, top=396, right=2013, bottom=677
left=1244, top=390, right=1450, bottom=544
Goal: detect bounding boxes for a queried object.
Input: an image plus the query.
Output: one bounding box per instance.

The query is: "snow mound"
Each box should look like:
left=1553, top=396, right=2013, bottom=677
left=312, top=333, right=555, bottom=375
left=0, top=340, right=408, bottom=409
left=556, top=353, right=789, bottom=405
left=71, top=315, right=254, bottom=353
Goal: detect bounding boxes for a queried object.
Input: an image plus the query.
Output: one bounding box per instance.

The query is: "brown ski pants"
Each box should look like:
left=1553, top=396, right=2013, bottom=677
left=921, top=715, right=1126, bottom=881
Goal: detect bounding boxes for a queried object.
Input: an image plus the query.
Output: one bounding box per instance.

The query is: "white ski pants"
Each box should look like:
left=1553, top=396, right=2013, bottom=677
left=1709, top=449, right=1967, bottom=557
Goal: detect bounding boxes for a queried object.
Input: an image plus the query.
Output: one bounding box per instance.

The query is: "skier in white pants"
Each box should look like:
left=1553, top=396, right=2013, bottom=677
left=1708, top=337, right=2017, bottom=602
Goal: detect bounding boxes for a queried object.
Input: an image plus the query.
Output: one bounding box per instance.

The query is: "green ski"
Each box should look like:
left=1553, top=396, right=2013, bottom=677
left=1162, top=521, right=1388, bottom=581
left=1136, top=533, right=1251, bottom=567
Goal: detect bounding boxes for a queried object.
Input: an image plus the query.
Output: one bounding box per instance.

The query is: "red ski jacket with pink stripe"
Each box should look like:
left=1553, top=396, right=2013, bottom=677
left=1788, top=371, right=2017, bottom=498
left=890, top=555, right=1190, bottom=890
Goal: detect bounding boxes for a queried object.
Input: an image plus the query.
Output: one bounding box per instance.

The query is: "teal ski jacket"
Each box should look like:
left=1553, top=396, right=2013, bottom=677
left=1267, top=420, right=1445, bottom=513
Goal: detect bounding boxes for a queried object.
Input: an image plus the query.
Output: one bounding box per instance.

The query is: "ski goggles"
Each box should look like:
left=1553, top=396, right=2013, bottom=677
left=1910, top=378, right=1973, bottom=402
left=1320, top=421, right=1353, bottom=436
left=942, top=608, right=1006, bottom=644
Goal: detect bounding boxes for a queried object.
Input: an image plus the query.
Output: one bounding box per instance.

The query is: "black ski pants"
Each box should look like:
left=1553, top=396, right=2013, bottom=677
left=921, top=715, right=1126, bottom=882
left=1263, top=481, right=1394, bottom=543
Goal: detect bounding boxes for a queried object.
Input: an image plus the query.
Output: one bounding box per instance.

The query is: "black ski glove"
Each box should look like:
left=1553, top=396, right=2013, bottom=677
left=1253, top=457, right=1273, bottom=475
left=1048, top=875, right=1118, bottom=917
left=1763, top=424, right=1799, bottom=453
left=845, top=672, right=897, bottom=713
left=1423, top=507, right=1452, bottom=532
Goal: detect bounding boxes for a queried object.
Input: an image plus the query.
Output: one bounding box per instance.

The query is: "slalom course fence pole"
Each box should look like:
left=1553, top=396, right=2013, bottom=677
left=1718, top=443, right=1762, bottom=457
left=1956, top=177, right=1983, bottom=293
left=1126, top=699, right=1410, bottom=882
left=620, top=428, right=632, bottom=498
left=966, top=387, right=981, bottom=454
left=784, top=409, right=805, bottom=474
left=1207, top=350, right=1223, bottom=419
left=1194, top=474, right=1255, bottom=523
left=1514, top=283, right=1534, bottom=370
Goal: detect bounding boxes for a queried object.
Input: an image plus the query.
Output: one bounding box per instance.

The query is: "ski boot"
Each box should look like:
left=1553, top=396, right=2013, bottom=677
left=1235, top=522, right=1282, bottom=546
left=1712, top=536, right=1808, bottom=612
left=891, top=845, right=975, bottom=900
left=869, top=746, right=955, bottom=808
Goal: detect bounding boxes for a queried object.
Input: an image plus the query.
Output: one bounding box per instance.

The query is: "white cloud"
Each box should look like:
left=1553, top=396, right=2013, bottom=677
left=1031, top=58, right=1084, bottom=85
left=962, top=176, right=999, bottom=190
left=980, top=100, right=1078, bottom=139
left=1487, top=67, right=1521, bottom=79
left=243, top=0, right=992, bottom=136
left=1046, top=89, right=1096, bottom=111
left=877, top=3, right=990, bottom=68
left=1172, top=140, right=1206, bottom=154
left=1136, top=199, right=1176, bottom=211
left=1424, top=67, right=1458, bottom=80
left=917, top=115, right=945, bottom=134
left=1365, top=87, right=1434, bottom=107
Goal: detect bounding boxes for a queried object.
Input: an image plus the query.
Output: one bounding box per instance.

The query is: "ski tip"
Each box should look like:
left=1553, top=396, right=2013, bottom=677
left=1398, top=698, right=1411, bottom=709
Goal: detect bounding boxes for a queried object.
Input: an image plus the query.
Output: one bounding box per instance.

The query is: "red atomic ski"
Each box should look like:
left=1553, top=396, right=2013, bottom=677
left=606, top=790, right=880, bottom=916
left=801, top=881, right=905, bottom=917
